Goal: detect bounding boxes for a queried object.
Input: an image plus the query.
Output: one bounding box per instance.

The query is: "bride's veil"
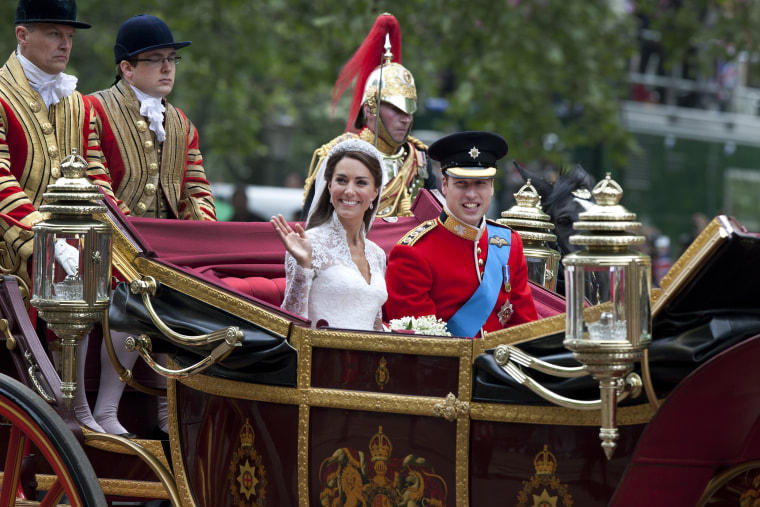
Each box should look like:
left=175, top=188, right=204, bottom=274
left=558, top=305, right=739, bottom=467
left=306, top=138, right=388, bottom=231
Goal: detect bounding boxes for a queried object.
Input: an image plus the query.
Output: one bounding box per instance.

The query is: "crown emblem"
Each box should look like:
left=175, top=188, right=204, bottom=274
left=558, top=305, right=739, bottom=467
left=533, top=445, right=558, bottom=476
left=240, top=418, right=255, bottom=448
left=469, top=146, right=480, bottom=159
left=591, top=173, right=623, bottom=206
left=369, top=425, right=393, bottom=463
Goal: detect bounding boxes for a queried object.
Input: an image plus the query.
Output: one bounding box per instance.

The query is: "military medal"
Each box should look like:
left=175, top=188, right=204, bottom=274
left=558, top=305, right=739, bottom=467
left=498, top=300, right=513, bottom=326
left=499, top=265, right=513, bottom=325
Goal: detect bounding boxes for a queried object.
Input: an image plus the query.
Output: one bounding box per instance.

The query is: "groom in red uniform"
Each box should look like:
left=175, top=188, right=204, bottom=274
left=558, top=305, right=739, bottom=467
left=385, top=131, right=537, bottom=337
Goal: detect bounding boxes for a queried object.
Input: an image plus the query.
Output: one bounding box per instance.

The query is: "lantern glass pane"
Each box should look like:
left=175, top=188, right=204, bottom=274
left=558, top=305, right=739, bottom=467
left=32, top=232, right=55, bottom=300
left=51, top=233, right=83, bottom=301
left=564, top=264, right=587, bottom=340
left=95, top=232, right=112, bottom=302
left=526, top=258, right=548, bottom=287
left=584, top=265, right=628, bottom=340
left=636, top=260, right=652, bottom=344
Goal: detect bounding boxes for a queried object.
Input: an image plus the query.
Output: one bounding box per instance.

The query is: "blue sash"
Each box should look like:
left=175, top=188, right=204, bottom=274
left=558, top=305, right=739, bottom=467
left=447, top=228, right=512, bottom=337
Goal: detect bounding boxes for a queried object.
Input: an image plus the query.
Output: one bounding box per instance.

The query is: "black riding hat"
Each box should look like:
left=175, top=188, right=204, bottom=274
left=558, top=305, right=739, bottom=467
left=114, top=14, right=191, bottom=64
left=15, top=0, right=91, bottom=29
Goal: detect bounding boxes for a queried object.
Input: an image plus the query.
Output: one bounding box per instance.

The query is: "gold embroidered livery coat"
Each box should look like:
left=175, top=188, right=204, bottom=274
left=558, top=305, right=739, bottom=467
left=0, top=51, right=118, bottom=263
left=87, top=80, right=215, bottom=221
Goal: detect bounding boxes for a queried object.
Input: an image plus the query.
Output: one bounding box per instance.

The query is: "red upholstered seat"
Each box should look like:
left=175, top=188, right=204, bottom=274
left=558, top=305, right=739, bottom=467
left=219, top=276, right=287, bottom=308
left=529, top=281, right=566, bottom=318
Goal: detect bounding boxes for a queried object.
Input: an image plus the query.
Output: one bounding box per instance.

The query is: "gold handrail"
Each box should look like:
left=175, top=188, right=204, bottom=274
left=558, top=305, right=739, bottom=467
left=102, top=313, right=165, bottom=397
left=130, top=276, right=244, bottom=347
left=126, top=333, right=241, bottom=379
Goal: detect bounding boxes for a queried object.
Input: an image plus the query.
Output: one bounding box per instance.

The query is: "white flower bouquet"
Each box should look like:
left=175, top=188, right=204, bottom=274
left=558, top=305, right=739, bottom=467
left=388, top=315, right=452, bottom=337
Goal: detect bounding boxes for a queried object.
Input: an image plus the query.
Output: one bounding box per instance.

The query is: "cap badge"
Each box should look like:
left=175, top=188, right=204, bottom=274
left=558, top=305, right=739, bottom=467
left=469, top=147, right=480, bottom=159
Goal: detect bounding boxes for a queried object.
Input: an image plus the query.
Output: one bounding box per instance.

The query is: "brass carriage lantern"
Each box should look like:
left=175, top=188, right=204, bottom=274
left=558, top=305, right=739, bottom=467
left=30, top=150, right=112, bottom=409
left=498, top=179, right=561, bottom=291
left=562, top=173, right=651, bottom=459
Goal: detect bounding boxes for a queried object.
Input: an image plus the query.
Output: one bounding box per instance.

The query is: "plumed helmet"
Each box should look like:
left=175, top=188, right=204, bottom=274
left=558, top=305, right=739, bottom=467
left=114, top=14, right=191, bottom=64
left=332, top=14, right=417, bottom=133
left=15, top=0, right=90, bottom=29
left=361, top=59, right=417, bottom=121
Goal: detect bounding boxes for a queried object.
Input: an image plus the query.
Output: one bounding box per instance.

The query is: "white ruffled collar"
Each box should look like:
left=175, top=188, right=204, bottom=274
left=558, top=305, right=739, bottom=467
left=129, top=84, right=166, bottom=142
left=16, top=48, right=77, bottom=109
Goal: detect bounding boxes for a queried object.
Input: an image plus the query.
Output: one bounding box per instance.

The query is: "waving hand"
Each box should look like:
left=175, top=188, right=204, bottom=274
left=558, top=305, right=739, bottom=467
left=271, top=214, right=312, bottom=268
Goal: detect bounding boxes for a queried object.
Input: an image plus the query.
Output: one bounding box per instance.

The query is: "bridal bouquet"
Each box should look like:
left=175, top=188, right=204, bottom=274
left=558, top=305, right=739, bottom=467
left=388, top=315, right=452, bottom=337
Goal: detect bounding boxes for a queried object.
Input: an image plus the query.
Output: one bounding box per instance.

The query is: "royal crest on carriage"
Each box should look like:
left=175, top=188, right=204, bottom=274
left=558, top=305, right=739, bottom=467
left=516, top=445, right=573, bottom=507
left=318, top=425, right=448, bottom=506
left=228, top=418, right=268, bottom=506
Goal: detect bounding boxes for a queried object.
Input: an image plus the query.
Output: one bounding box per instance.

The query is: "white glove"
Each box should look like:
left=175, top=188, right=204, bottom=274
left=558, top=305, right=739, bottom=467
left=54, top=238, right=79, bottom=277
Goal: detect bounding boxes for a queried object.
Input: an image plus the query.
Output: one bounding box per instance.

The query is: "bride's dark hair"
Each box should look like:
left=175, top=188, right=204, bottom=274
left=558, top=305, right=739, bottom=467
left=307, top=150, right=382, bottom=231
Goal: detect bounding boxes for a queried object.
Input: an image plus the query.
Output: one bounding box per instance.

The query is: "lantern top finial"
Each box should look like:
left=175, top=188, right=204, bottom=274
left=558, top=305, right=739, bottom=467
left=498, top=179, right=557, bottom=243
left=40, top=149, right=107, bottom=216
left=569, top=174, right=645, bottom=248
left=592, top=173, right=624, bottom=206
left=60, top=149, right=87, bottom=179
left=514, top=179, right=542, bottom=209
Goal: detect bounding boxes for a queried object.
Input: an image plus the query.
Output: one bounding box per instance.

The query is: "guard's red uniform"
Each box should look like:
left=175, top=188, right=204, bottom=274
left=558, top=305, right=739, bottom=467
left=385, top=210, right=538, bottom=337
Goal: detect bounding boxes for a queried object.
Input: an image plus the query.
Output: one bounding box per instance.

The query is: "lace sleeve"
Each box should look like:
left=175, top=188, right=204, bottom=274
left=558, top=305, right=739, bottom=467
left=369, top=241, right=387, bottom=332
left=373, top=308, right=385, bottom=332
left=280, top=252, right=315, bottom=319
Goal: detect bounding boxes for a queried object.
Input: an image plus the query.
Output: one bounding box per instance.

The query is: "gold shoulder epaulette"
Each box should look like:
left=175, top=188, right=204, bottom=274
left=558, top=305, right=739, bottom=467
left=407, top=135, right=428, bottom=151
left=314, top=132, right=359, bottom=160
left=397, top=219, right=438, bottom=246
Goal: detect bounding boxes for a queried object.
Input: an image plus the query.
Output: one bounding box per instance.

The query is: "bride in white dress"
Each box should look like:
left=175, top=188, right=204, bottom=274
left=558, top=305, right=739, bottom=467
left=271, top=139, right=388, bottom=331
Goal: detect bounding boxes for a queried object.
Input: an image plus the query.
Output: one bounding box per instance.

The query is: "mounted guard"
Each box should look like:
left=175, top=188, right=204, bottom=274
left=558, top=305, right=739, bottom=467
left=301, top=13, right=438, bottom=219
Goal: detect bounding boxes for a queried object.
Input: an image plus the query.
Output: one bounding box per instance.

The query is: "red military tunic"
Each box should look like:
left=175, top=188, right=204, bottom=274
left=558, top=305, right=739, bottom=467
left=86, top=80, right=215, bottom=221
left=385, top=209, right=538, bottom=337
left=0, top=51, right=119, bottom=263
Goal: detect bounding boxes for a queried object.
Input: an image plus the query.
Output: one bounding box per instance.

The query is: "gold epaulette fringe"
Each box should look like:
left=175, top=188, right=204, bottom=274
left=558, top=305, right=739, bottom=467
left=397, top=219, right=437, bottom=246
left=407, top=135, right=428, bottom=151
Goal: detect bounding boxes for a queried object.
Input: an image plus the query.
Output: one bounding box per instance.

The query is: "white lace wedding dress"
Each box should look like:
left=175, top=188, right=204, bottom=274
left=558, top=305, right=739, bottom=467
left=281, top=212, right=387, bottom=331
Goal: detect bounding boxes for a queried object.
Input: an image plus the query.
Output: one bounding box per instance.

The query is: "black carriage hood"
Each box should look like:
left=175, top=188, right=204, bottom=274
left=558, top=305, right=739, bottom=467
left=109, top=280, right=297, bottom=387
left=473, top=215, right=760, bottom=405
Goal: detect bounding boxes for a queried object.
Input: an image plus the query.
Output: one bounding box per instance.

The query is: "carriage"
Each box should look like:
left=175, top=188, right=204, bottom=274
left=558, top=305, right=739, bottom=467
left=0, top=166, right=759, bottom=506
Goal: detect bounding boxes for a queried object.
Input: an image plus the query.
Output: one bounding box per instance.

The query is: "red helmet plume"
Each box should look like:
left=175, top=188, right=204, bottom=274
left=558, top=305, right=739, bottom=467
left=332, top=14, right=403, bottom=133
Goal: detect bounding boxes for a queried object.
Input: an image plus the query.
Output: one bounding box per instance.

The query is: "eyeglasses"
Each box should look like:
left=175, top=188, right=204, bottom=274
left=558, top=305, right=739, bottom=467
left=132, top=55, right=182, bottom=66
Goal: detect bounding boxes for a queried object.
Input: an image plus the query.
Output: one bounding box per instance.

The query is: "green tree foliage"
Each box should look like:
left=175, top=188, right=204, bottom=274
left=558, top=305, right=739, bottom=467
left=0, top=0, right=758, bottom=186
